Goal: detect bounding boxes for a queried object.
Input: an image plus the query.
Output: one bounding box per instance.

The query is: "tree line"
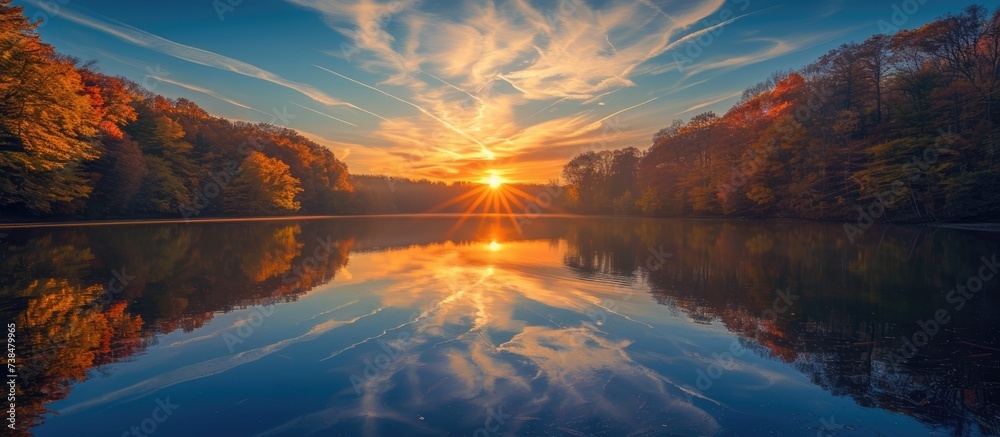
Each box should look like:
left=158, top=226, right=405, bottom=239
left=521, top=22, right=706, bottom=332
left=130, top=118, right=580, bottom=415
left=0, top=0, right=565, bottom=221
left=3, top=218, right=996, bottom=435
left=0, top=1, right=351, bottom=219
left=6, top=1, right=1000, bottom=223
left=563, top=5, right=1000, bottom=223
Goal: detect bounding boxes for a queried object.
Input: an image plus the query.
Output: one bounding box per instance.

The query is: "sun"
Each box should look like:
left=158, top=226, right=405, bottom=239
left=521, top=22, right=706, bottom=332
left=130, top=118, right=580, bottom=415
left=426, top=168, right=543, bottom=236
left=484, top=173, right=504, bottom=189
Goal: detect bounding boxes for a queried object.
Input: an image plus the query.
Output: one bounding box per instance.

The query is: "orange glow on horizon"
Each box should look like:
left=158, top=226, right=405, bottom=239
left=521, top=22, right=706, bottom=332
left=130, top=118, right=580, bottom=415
left=427, top=170, right=550, bottom=239
left=483, top=172, right=504, bottom=189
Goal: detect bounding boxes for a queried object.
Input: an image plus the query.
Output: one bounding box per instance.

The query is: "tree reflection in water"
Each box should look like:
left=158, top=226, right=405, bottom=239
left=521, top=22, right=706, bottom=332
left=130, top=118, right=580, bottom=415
left=1, top=217, right=996, bottom=436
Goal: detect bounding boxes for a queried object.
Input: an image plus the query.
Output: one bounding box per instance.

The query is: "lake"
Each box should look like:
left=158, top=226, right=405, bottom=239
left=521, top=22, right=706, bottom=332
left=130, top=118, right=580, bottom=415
left=1, top=216, right=998, bottom=436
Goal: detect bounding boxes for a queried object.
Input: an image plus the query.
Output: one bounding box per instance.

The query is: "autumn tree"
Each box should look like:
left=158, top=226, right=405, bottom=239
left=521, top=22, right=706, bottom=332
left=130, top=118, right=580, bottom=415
left=562, top=150, right=613, bottom=213
left=86, top=136, right=148, bottom=216
left=124, top=104, right=197, bottom=214
left=0, top=1, right=99, bottom=214
left=859, top=34, right=893, bottom=124
left=224, top=151, right=303, bottom=215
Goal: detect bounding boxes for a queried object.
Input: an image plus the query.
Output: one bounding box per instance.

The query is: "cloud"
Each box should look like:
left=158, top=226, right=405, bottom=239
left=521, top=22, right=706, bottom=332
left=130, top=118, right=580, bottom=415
left=291, top=129, right=387, bottom=169
left=288, top=102, right=359, bottom=127
left=621, top=7, right=769, bottom=78
left=44, top=0, right=860, bottom=184
left=315, top=64, right=495, bottom=159
left=681, top=38, right=797, bottom=78
left=280, top=0, right=746, bottom=182
left=27, top=1, right=353, bottom=107
left=287, top=0, right=421, bottom=83
left=250, top=241, right=725, bottom=435
left=680, top=30, right=856, bottom=79
left=150, top=75, right=270, bottom=116
left=57, top=306, right=388, bottom=414
left=574, top=96, right=660, bottom=135
left=674, top=90, right=742, bottom=116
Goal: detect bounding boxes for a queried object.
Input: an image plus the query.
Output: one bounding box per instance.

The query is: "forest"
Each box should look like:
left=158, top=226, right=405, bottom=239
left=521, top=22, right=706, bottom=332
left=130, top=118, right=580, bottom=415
left=3, top=1, right=1000, bottom=223
left=0, top=0, right=562, bottom=220
left=0, top=1, right=352, bottom=219
left=562, top=5, right=1000, bottom=223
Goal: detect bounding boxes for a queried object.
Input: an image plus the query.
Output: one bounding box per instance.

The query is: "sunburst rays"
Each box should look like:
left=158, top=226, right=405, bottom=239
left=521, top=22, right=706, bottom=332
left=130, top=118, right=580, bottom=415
left=427, top=173, right=545, bottom=238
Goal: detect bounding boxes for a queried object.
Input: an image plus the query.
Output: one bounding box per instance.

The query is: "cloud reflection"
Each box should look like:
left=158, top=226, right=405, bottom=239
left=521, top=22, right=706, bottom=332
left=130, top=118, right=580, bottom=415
left=260, top=239, right=724, bottom=435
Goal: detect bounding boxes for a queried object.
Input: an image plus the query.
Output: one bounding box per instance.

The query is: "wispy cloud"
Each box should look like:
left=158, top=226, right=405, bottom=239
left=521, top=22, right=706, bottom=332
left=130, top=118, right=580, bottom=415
left=288, top=102, right=358, bottom=127
left=315, top=64, right=495, bottom=159
left=40, top=0, right=861, bottom=183
left=150, top=75, right=270, bottom=116
left=27, top=1, right=352, bottom=107
left=674, top=90, right=742, bottom=116
left=289, top=0, right=735, bottom=101
left=282, top=0, right=742, bottom=181
left=621, top=7, right=769, bottom=78
left=575, top=96, right=661, bottom=135
left=681, top=30, right=854, bottom=79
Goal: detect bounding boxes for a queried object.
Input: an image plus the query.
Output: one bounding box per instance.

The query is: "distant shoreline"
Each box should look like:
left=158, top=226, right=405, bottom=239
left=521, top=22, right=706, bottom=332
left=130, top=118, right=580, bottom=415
left=0, top=213, right=584, bottom=229
left=1, top=214, right=998, bottom=230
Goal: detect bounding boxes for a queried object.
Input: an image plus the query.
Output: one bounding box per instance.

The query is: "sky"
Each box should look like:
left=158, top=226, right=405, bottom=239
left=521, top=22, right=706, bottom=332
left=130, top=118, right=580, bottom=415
left=17, top=0, right=984, bottom=183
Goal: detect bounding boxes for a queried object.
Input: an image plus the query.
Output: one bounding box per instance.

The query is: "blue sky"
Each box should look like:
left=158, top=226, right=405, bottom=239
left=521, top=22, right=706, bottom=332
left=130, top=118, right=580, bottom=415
left=17, top=0, right=984, bottom=183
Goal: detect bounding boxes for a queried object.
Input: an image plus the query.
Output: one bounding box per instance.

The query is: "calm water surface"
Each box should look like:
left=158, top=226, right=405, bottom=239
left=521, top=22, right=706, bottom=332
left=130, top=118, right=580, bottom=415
left=1, top=216, right=998, bottom=436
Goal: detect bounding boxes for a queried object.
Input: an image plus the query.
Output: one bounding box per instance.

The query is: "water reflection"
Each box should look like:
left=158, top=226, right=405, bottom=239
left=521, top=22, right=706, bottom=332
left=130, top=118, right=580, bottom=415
left=0, top=217, right=997, bottom=436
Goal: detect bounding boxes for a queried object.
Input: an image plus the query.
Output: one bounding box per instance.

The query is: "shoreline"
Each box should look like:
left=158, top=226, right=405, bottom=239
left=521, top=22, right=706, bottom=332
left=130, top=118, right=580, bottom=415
left=1, top=214, right=998, bottom=230
left=0, top=213, right=585, bottom=229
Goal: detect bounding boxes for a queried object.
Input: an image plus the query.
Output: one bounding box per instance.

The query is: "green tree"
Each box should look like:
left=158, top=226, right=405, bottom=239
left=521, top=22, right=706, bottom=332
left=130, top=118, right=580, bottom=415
left=125, top=106, right=197, bottom=214
left=86, top=137, right=147, bottom=216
